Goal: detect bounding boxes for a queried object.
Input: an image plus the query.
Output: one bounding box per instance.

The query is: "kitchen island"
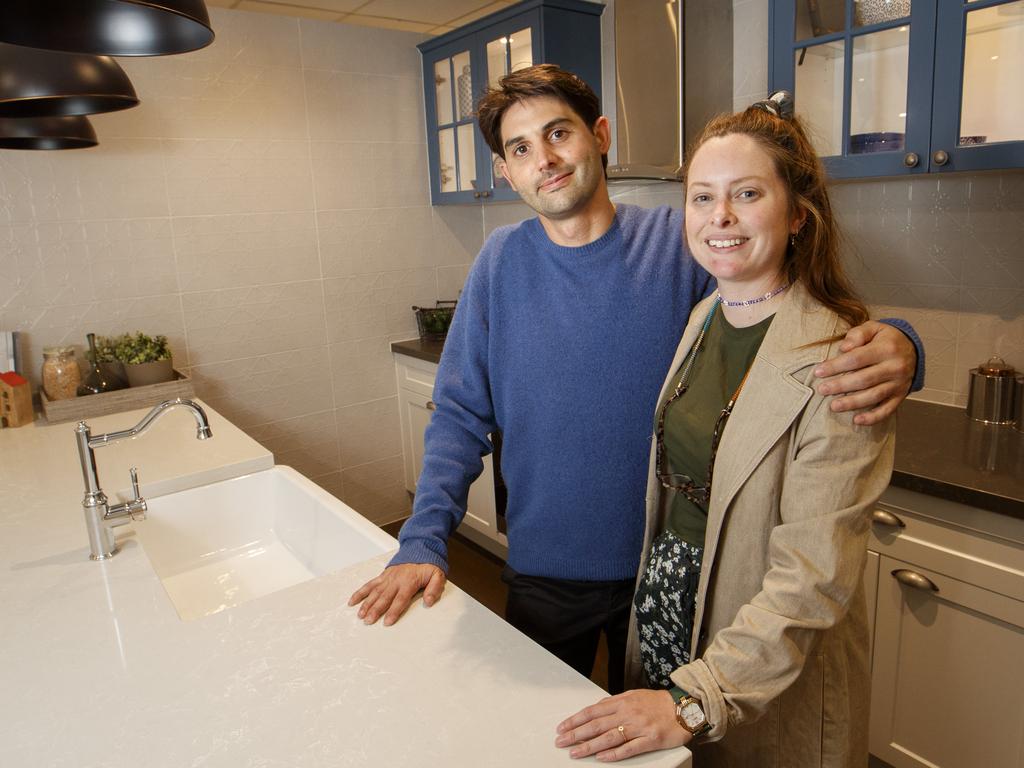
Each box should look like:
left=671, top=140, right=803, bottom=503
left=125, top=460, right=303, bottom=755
left=0, top=402, right=690, bottom=767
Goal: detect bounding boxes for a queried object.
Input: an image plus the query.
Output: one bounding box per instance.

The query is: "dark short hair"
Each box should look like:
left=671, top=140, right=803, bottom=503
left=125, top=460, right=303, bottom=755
left=476, top=64, right=606, bottom=169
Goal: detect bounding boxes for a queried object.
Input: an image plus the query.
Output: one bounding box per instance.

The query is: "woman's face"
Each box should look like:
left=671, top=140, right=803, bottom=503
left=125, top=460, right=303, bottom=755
left=684, top=133, right=805, bottom=291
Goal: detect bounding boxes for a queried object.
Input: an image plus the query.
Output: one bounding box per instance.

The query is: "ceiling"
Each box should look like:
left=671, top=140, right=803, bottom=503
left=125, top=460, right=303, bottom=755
left=205, top=0, right=520, bottom=36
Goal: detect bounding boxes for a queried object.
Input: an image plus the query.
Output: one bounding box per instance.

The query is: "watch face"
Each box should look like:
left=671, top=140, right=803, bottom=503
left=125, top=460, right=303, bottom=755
left=680, top=701, right=706, bottom=729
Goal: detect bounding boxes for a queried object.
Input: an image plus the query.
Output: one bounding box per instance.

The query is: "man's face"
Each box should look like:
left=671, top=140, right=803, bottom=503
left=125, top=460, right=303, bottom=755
left=496, top=96, right=610, bottom=221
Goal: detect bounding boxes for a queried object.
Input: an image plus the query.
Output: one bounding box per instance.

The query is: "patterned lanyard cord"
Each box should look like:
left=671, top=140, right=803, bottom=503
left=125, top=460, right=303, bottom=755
left=656, top=299, right=755, bottom=504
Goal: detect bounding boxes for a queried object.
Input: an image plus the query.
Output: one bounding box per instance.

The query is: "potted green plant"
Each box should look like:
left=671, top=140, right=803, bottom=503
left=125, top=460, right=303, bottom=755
left=114, top=331, right=174, bottom=387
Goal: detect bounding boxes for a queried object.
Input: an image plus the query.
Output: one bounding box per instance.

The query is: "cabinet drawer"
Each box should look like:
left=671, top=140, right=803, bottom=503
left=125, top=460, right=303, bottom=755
left=869, top=503, right=1024, bottom=603
left=395, top=355, right=438, bottom=398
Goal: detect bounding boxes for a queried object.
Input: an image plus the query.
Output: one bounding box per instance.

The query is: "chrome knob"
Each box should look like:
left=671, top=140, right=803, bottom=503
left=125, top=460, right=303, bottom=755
left=872, top=509, right=905, bottom=528
left=903, top=152, right=919, bottom=168
left=892, top=569, right=939, bottom=593
left=932, top=149, right=949, bottom=166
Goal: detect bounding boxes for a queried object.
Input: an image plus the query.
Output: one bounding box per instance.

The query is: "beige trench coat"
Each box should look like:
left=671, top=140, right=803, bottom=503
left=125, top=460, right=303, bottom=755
left=625, top=283, right=895, bottom=768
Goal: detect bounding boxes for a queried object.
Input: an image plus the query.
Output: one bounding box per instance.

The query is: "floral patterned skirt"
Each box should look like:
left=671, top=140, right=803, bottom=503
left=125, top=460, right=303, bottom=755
left=633, top=530, right=704, bottom=689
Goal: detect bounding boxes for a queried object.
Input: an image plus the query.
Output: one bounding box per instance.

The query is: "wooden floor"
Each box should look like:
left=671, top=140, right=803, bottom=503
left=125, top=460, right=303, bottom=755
left=382, top=519, right=610, bottom=692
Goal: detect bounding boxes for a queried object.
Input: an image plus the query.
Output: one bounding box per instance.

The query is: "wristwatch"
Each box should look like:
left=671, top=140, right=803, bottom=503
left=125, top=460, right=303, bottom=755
left=675, top=695, right=712, bottom=738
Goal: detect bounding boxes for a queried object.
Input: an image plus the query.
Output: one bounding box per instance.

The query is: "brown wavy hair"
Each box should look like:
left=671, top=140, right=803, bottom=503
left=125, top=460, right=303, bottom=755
left=476, top=64, right=606, bottom=171
left=685, top=107, right=867, bottom=329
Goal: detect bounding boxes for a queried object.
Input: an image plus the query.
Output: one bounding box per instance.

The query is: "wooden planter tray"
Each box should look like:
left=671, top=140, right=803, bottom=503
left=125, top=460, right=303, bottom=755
left=40, top=369, right=195, bottom=424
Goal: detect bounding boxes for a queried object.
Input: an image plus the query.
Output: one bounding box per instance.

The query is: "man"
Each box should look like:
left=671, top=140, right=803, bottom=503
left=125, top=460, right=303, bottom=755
left=350, top=65, right=921, bottom=694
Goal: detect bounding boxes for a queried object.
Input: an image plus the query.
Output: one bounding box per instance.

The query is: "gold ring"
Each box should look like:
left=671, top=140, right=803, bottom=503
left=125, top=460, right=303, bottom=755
left=617, top=724, right=626, bottom=743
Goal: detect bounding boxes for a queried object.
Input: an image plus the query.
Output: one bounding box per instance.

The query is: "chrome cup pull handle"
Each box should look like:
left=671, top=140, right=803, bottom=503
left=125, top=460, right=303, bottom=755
left=892, top=569, right=939, bottom=593
left=872, top=509, right=905, bottom=528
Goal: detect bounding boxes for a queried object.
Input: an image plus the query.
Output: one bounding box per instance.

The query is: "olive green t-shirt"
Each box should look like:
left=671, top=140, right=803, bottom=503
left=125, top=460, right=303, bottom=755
left=660, top=309, right=774, bottom=547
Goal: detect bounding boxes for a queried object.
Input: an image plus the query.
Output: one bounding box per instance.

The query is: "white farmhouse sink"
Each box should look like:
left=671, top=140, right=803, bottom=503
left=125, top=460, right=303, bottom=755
left=132, top=466, right=397, bottom=622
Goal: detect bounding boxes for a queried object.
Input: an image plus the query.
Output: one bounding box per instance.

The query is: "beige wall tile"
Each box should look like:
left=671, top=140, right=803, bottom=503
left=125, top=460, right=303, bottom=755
left=431, top=205, right=484, bottom=267
left=164, top=139, right=314, bottom=216
left=298, top=18, right=424, bottom=77
left=310, top=141, right=377, bottom=210
left=0, top=153, right=82, bottom=223
left=181, top=279, right=328, bottom=365
left=206, top=7, right=304, bottom=68
left=311, top=470, right=346, bottom=502
left=305, top=70, right=423, bottom=144
left=328, top=337, right=398, bottom=406
left=246, top=409, right=341, bottom=477
left=335, top=397, right=403, bottom=468
left=189, top=347, right=335, bottom=428
left=76, top=140, right=171, bottom=221
left=317, top=207, right=435, bottom=277
left=338, top=455, right=411, bottom=525
left=96, top=61, right=310, bottom=141
left=173, top=211, right=320, bottom=291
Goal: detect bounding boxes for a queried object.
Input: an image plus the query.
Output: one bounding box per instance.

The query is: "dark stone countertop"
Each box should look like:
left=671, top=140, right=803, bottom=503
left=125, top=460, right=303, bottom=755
left=891, top=400, right=1023, bottom=519
left=391, top=338, right=1023, bottom=519
left=391, top=337, right=445, bottom=365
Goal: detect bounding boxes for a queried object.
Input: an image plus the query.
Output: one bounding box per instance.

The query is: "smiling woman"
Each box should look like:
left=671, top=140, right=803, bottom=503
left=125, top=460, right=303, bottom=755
left=555, top=96, right=895, bottom=768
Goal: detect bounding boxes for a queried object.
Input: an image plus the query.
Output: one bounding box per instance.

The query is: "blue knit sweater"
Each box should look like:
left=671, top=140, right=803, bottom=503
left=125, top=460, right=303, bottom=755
left=390, top=204, right=924, bottom=581
left=392, top=205, right=710, bottom=580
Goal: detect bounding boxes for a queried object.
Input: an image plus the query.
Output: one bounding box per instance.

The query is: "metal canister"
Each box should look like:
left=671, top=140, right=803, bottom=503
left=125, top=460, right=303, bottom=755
left=966, top=356, right=1017, bottom=425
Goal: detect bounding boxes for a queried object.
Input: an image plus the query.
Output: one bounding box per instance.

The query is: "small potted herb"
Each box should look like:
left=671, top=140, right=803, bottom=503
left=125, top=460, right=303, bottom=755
left=114, top=331, right=174, bottom=387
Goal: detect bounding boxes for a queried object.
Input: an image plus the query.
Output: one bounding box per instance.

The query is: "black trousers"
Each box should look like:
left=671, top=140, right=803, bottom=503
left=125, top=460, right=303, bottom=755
left=501, top=566, right=635, bottom=694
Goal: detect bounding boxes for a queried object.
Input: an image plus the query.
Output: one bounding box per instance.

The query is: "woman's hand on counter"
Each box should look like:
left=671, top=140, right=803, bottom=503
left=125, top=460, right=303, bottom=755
left=554, top=689, right=690, bottom=761
left=348, top=563, right=446, bottom=626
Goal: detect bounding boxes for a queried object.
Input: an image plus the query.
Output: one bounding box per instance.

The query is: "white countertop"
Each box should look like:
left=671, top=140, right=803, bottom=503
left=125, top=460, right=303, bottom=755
left=0, top=402, right=690, bottom=767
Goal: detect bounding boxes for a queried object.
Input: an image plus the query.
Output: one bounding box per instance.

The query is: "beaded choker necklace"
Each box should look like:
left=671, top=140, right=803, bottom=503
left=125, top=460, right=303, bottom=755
left=717, top=281, right=790, bottom=308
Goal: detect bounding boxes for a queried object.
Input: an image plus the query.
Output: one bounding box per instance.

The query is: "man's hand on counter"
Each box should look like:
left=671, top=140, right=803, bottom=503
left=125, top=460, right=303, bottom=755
left=348, top=563, right=446, bottom=626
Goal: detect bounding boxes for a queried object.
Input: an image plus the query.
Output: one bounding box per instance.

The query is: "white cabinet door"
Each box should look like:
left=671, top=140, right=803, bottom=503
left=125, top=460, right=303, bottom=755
left=395, top=354, right=503, bottom=549
left=869, top=554, right=1024, bottom=768
left=398, top=386, right=435, bottom=494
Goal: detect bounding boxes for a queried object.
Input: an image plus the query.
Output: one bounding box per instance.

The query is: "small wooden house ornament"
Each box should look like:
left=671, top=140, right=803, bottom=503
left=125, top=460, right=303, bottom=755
left=0, top=371, right=33, bottom=428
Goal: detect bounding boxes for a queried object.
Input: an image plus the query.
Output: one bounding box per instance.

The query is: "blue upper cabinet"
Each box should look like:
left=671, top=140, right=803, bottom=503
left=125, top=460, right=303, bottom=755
left=418, top=0, right=604, bottom=205
left=770, top=0, right=1024, bottom=178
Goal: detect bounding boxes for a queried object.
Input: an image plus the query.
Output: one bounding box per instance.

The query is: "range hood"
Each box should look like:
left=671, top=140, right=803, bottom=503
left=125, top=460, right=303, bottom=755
left=607, top=0, right=733, bottom=182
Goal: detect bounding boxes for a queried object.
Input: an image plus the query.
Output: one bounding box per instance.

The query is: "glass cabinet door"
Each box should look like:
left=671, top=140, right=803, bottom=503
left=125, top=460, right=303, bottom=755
left=931, top=0, right=1024, bottom=172
left=775, top=0, right=934, bottom=177
left=432, top=50, right=478, bottom=196
left=481, top=26, right=535, bottom=191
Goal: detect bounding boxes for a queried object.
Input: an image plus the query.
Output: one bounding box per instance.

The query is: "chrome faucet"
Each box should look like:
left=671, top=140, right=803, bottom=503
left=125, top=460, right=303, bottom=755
left=75, top=398, right=213, bottom=560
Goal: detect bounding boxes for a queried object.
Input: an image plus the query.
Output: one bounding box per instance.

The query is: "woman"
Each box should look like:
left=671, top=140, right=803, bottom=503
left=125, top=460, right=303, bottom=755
left=554, top=94, right=895, bottom=767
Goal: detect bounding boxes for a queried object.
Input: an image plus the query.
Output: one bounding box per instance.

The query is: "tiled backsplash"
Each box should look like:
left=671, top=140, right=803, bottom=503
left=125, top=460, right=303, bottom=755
left=1, top=3, right=1019, bottom=528
left=0, top=8, right=485, bottom=525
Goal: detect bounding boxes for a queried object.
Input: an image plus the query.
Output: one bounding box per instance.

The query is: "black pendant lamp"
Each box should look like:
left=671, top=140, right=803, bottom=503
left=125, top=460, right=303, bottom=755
left=0, top=116, right=98, bottom=150
left=0, top=44, right=139, bottom=118
left=0, top=1, right=214, bottom=57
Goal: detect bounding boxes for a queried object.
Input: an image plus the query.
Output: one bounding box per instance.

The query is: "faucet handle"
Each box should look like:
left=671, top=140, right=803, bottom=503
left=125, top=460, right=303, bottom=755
left=129, top=467, right=141, bottom=499
left=127, top=467, right=147, bottom=521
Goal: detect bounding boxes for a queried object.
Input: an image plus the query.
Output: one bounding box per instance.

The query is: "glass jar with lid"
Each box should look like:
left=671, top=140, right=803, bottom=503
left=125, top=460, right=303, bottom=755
left=41, top=346, right=81, bottom=401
